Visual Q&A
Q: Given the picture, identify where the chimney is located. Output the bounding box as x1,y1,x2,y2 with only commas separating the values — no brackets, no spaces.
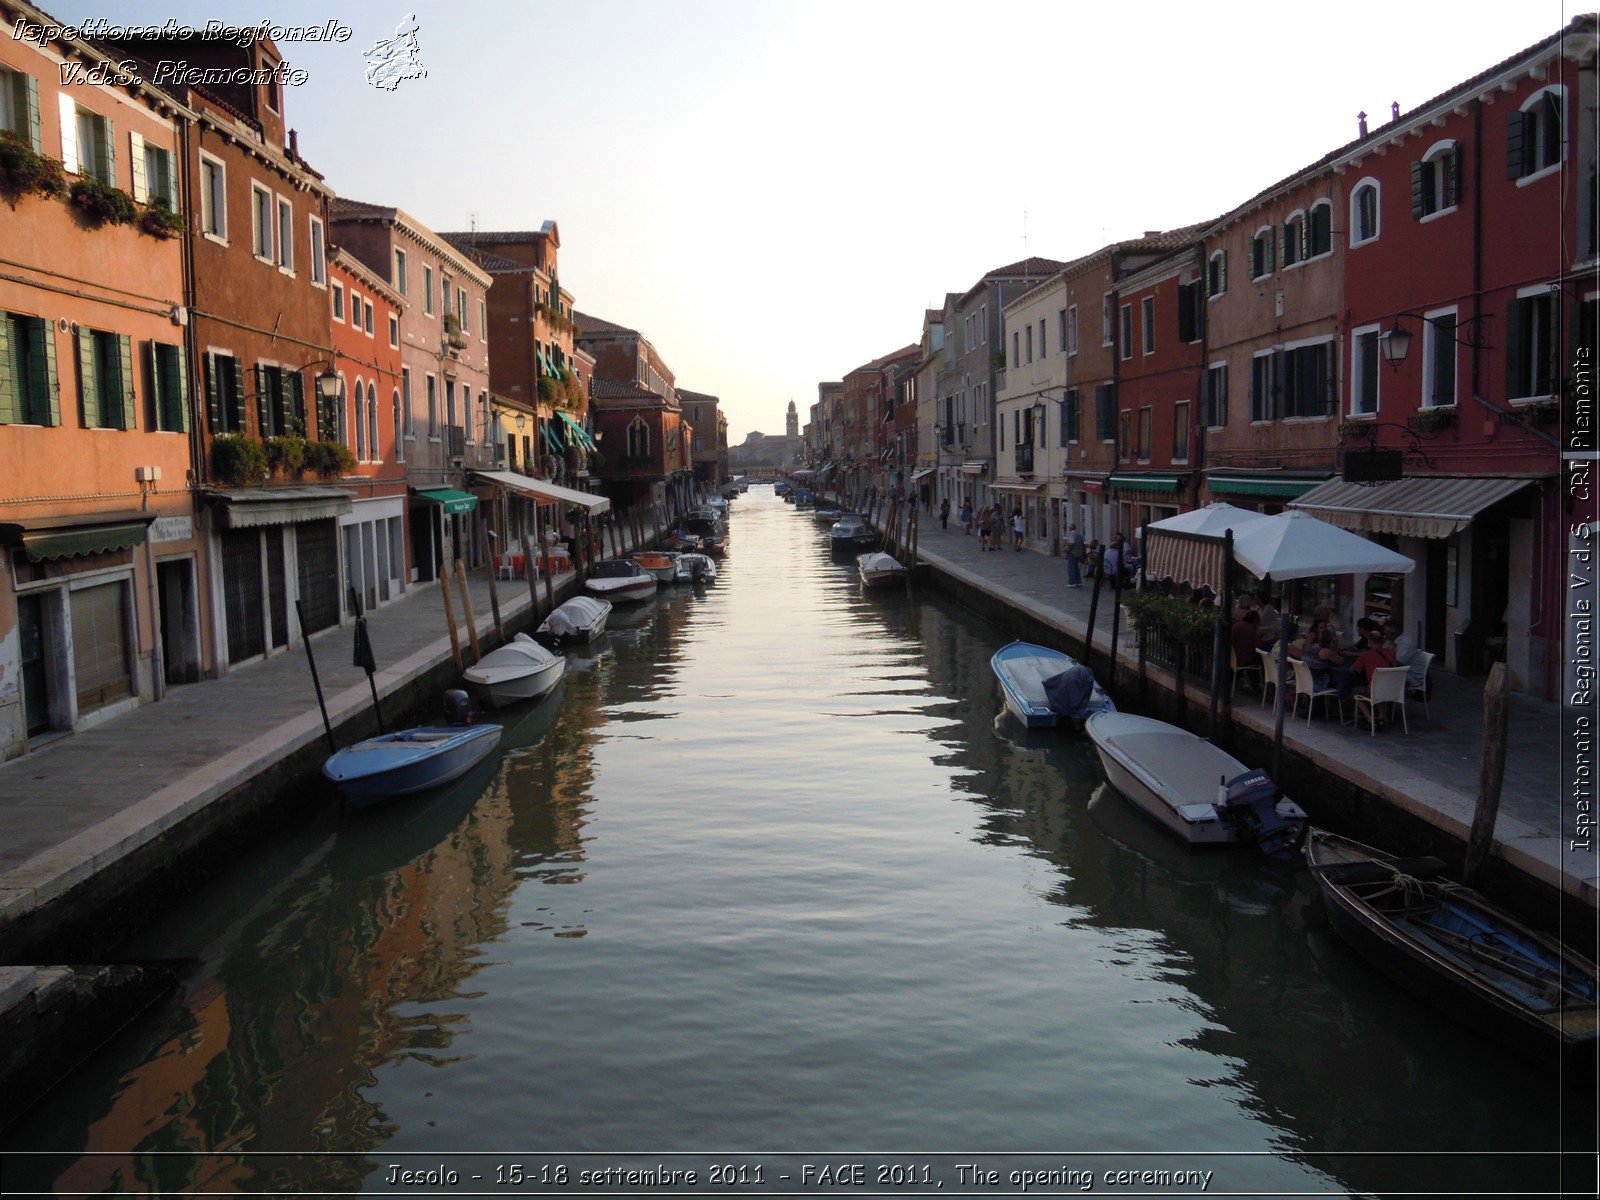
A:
1357,111,1368,137
288,128,299,158
1390,101,1400,122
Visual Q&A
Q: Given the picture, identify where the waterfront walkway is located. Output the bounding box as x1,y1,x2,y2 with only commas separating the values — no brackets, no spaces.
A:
903,511,1594,906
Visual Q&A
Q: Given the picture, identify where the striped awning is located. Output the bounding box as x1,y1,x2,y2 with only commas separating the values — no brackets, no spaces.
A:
961,459,988,475
910,468,935,482
990,482,1045,493
1143,529,1228,594
1290,476,1535,539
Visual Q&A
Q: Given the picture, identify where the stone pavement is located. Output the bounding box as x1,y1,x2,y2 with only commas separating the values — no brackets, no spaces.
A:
897,506,1594,906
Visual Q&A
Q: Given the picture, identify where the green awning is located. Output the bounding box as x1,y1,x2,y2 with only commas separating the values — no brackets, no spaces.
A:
415,487,478,514
1208,475,1325,498
1108,475,1180,493
542,423,565,452
21,520,149,561
557,410,595,450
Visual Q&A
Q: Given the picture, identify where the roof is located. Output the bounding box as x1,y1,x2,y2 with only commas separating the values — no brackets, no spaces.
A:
439,239,533,276
956,256,1071,308
329,199,493,287
845,343,921,379
677,389,719,405
588,376,665,403
434,221,560,248
1004,222,1213,310
571,311,635,337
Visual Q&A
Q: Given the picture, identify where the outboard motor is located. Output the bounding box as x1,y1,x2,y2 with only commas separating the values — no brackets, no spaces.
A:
1216,769,1306,859
442,688,474,726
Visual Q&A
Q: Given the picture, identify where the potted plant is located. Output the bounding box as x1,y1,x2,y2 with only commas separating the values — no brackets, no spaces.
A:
1521,399,1560,426
0,132,67,206
304,439,356,477
138,196,186,239
1410,407,1457,433
68,176,139,227
264,435,308,477
212,435,269,486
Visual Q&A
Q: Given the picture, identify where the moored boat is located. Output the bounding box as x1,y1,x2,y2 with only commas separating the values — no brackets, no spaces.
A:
829,513,877,552
323,720,502,808
1084,711,1306,856
676,552,717,582
629,550,678,585
584,559,658,602
990,641,1114,729
1305,828,1600,1053
463,633,565,707
537,595,610,643
857,551,907,588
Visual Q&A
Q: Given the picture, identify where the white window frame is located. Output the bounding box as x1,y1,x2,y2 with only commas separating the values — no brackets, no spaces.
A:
389,313,399,348
1207,250,1227,299
1517,85,1567,188
1250,225,1274,280
1421,305,1459,409
1350,324,1382,418
250,181,274,264
1306,200,1334,260
426,372,439,440
308,215,326,287
1282,210,1306,269
1350,178,1381,247
393,248,408,295
423,265,435,316
478,299,487,340
331,281,345,323
1418,140,1459,224
1119,303,1132,361
275,193,294,274
458,286,469,333
980,304,987,344
1067,304,1078,356
1508,283,1557,401
198,151,227,244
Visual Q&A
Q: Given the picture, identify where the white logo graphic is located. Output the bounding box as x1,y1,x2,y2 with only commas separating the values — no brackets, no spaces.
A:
364,13,426,91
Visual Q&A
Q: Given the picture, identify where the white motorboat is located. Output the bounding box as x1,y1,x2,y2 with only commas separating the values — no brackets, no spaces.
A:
829,513,877,552
857,551,907,588
990,641,1114,729
463,633,566,707
1084,712,1306,854
537,595,610,643
584,559,658,602
676,552,717,582
629,550,678,584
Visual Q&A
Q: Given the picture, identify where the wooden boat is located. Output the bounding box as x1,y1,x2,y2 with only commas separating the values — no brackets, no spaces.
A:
537,595,610,643
584,559,658,602
323,723,502,808
463,633,565,707
1084,712,1306,855
990,640,1114,729
629,550,678,585
857,551,907,588
1305,828,1600,1052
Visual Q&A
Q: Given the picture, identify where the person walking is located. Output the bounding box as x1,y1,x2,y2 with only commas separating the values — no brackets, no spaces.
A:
1011,507,1025,551
978,507,993,551
960,499,973,535
939,497,950,530
1065,523,1084,588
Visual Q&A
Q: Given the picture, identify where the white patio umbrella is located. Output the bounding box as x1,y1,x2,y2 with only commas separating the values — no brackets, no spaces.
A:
1143,501,1276,540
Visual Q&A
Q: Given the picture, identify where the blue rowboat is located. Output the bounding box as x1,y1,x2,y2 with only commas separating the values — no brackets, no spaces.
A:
991,641,1115,730
323,724,502,808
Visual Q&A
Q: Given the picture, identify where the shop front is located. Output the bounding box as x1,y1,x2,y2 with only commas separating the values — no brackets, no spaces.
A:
410,488,479,583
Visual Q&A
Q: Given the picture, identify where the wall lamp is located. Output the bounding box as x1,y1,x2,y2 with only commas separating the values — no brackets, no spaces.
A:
1377,312,1492,372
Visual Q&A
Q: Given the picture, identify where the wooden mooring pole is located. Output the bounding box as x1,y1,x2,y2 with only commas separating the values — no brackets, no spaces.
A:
1463,662,1510,886
483,526,505,643
439,563,463,675
454,558,481,664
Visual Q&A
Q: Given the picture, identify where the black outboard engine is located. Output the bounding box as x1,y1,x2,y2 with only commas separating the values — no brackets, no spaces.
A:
442,688,474,726
1216,769,1304,859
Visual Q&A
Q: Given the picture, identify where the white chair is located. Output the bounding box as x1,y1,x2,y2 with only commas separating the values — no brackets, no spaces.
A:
1407,650,1435,718
1354,665,1410,735
1257,648,1285,710
1290,658,1343,726
1231,645,1262,694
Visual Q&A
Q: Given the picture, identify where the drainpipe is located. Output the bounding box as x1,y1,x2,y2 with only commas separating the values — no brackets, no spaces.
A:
1194,240,1208,511
142,481,164,701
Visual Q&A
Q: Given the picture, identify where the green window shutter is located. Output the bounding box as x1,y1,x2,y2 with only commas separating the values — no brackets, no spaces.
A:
0,315,15,425
1505,299,1527,398
116,333,134,429
129,130,147,203
145,339,159,428
102,117,114,187
39,316,59,426
290,370,306,435
255,363,270,435
1444,147,1462,209
77,329,98,427
205,351,221,431
23,74,40,153
173,342,189,432
1506,109,1526,180
228,357,244,431
1410,160,1425,219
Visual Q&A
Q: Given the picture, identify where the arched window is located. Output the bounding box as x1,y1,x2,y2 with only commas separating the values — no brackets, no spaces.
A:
1308,200,1333,257
1350,179,1380,245
1250,226,1275,279
1511,86,1564,181
367,382,379,461
1282,211,1305,267
627,416,650,458
1412,141,1459,219
353,376,366,460
336,373,348,445
1207,250,1226,297
393,390,404,463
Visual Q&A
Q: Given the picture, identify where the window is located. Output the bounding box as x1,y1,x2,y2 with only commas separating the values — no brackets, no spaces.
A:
426,373,438,437
1119,304,1132,360
1351,180,1380,245
1062,388,1079,445
199,154,226,240
1412,142,1460,219
479,299,486,339
254,363,304,437
393,390,404,462
445,378,456,432
464,386,476,443
389,314,399,348
1207,251,1227,298
308,217,326,286
1096,384,1116,442
353,377,366,460
331,283,344,323
133,137,176,209
330,374,347,443
998,408,1005,452
1137,407,1151,460
393,249,408,295
364,298,374,336
1141,297,1155,355
205,351,246,433
276,196,293,271
0,67,39,147
1506,291,1557,399
1510,88,1564,181
1281,341,1335,418
1066,306,1078,356
1173,401,1190,462
980,304,987,343
1250,351,1277,422
458,287,469,333
148,341,187,432
1038,318,1047,358
1024,325,1033,364
1,312,60,426
65,104,112,185
402,367,414,439
368,382,379,461
1102,295,1114,345
251,184,274,261
627,416,650,457
1351,327,1381,417
1118,410,1132,460
1204,363,1228,428
1250,227,1274,279
1282,213,1304,267
78,328,133,429
1308,201,1333,256
1177,281,1202,344
1422,310,1457,408
1012,330,1019,367
423,265,434,316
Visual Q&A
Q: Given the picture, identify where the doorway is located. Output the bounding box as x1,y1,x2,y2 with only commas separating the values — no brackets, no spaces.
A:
157,558,201,685
17,592,51,736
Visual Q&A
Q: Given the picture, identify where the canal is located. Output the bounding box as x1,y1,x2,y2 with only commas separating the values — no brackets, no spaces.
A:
1,487,1591,1196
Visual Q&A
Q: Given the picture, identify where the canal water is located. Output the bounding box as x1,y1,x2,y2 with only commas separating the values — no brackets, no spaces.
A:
1,487,1592,1197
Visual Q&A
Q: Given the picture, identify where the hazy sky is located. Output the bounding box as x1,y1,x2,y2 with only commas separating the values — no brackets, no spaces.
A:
57,1,1579,440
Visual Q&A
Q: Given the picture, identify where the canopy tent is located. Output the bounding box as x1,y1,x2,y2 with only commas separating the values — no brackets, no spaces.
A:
471,470,611,516
1230,509,1416,581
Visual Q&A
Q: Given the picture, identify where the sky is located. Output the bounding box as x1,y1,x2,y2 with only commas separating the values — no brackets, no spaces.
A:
52,0,1584,441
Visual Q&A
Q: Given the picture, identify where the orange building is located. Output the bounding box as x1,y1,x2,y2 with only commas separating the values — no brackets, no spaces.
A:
0,7,208,759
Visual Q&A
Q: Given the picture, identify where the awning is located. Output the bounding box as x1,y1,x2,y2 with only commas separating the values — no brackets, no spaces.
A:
990,482,1045,493
1208,474,1328,498
471,470,611,515
910,467,935,482
539,424,562,453
1108,474,1180,493
818,462,836,475
557,410,597,451
0,510,155,560
879,446,895,462
413,487,479,515
961,459,988,476
1144,530,1229,594
211,487,354,528
1290,476,1534,539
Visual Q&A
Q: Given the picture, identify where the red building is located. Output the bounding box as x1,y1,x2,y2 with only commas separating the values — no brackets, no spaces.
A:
1287,15,1597,699
330,249,409,612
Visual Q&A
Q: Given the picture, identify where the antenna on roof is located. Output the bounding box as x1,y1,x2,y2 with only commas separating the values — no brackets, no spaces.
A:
1022,209,1029,275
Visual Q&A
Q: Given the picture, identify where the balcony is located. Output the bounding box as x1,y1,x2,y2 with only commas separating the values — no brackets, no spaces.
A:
1014,442,1034,475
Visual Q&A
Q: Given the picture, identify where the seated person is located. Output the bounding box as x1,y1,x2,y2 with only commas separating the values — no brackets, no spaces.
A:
1344,617,1382,655
1303,628,1351,695
1256,593,1280,636
1384,621,1428,691
1232,610,1262,677
1350,631,1399,693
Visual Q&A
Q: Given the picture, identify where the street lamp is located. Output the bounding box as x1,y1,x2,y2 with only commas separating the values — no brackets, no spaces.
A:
315,369,342,403
1378,323,1413,368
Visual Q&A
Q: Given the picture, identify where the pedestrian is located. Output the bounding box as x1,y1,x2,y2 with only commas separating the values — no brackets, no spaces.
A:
960,499,973,535
1102,534,1123,582
978,507,993,550
939,497,950,530
1065,523,1084,588
1011,507,1024,551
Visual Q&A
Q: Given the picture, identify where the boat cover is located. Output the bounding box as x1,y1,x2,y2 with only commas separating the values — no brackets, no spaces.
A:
541,596,610,638
1042,664,1100,722
859,552,902,573
465,633,561,685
